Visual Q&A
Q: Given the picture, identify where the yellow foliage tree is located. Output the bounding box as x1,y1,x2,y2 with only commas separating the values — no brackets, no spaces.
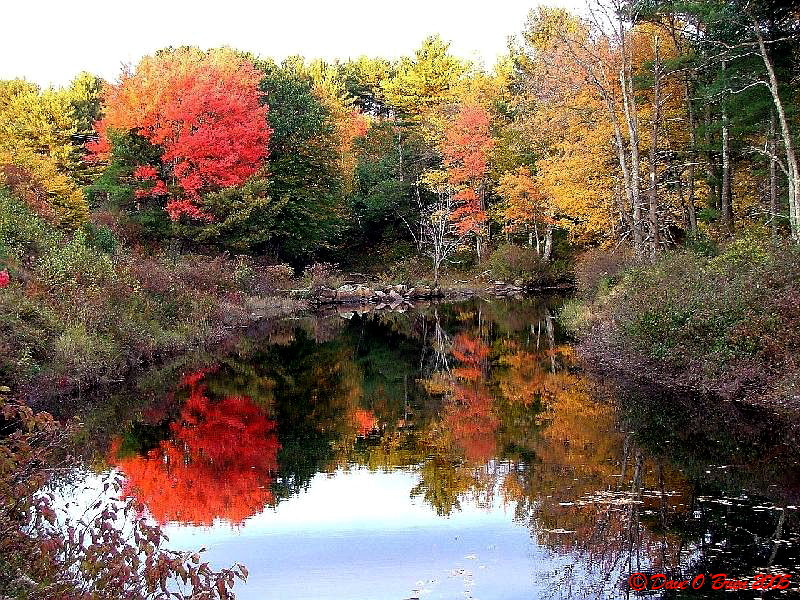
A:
0,80,88,227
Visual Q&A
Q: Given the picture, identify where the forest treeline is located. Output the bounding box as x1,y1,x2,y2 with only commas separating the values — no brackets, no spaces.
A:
2,0,798,274
1,0,799,391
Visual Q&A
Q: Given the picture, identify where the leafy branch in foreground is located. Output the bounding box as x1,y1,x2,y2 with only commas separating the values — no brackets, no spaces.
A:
0,393,247,599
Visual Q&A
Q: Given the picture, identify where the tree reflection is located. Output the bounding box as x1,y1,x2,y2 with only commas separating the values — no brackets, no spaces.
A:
112,370,279,526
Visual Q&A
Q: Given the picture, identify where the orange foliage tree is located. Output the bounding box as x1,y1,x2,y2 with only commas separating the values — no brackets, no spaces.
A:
498,166,555,259
90,47,272,221
442,103,493,259
113,370,280,526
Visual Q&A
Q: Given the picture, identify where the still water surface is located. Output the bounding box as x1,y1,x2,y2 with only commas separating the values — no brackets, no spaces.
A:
59,298,800,598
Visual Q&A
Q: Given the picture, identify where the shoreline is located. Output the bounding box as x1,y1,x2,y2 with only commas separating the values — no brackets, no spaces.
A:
18,284,567,406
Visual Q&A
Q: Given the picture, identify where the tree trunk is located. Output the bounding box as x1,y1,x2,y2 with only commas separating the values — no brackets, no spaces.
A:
770,112,779,243
683,75,698,235
704,103,719,210
397,131,404,183
753,16,799,240
789,173,796,239
647,38,662,260
677,171,696,235
621,58,644,259
720,60,733,234
542,223,554,262
671,16,698,236
606,94,637,249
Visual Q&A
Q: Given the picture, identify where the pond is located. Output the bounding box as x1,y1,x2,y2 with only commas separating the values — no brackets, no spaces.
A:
53,298,800,599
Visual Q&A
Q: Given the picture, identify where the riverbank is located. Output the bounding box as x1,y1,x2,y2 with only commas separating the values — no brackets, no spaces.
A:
563,237,800,414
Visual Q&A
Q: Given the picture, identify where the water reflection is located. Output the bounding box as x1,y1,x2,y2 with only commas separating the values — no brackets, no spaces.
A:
111,370,279,525
68,297,800,598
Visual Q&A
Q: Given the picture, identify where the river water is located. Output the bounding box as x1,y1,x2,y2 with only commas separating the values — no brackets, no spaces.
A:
55,298,800,598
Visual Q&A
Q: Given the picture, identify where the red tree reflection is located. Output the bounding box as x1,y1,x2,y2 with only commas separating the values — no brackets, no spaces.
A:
353,408,378,437
446,334,498,463
112,371,279,526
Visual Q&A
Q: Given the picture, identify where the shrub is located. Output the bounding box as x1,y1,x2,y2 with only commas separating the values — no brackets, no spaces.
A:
256,263,295,294
53,323,117,377
233,255,254,287
684,231,718,257
574,245,632,298
38,229,115,288
263,263,294,281
0,397,246,598
487,244,544,282
558,298,593,335
174,254,237,293
605,240,800,397
0,191,59,261
386,256,430,285
82,222,118,254
303,262,340,288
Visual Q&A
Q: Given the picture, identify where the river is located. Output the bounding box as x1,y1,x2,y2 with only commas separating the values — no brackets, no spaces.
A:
52,297,800,598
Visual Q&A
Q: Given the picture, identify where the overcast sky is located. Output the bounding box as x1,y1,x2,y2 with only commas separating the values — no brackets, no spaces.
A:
3,0,588,88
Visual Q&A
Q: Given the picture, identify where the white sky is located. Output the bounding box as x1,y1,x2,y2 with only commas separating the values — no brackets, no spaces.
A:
3,0,587,88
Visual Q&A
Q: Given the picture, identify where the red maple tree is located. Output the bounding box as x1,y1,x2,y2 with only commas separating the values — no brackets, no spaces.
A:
442,104,493,238
90,47,272,221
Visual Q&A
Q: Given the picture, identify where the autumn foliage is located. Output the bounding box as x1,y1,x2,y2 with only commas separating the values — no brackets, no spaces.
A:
442,104,492,236
446,333,498,463
113,370,280,526
90,48,272,220
353,408,378,436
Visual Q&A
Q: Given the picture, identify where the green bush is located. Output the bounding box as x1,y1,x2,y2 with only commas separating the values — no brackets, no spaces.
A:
38,229,115,288
0,191,59,261
607,239,800,396
684,231,718,257
82,222,118,255
487,244,545,282
558,298,593,335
